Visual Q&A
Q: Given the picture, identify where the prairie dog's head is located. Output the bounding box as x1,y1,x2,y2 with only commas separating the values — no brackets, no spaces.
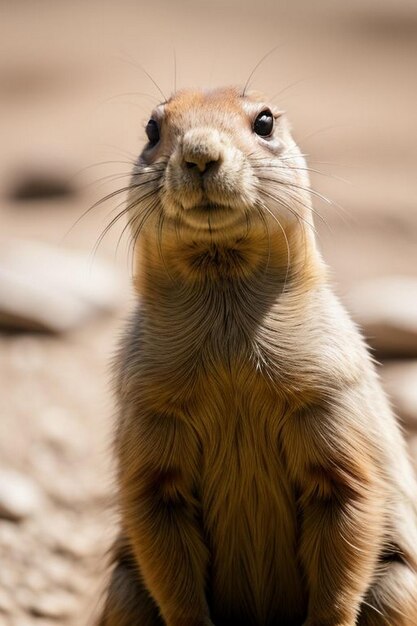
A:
129,87,316,280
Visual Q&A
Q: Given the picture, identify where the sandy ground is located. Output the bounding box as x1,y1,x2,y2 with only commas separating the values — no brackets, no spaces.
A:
1,1,417,624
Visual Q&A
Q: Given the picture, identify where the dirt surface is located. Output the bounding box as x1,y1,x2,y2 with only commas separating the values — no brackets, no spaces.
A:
1,1,417,624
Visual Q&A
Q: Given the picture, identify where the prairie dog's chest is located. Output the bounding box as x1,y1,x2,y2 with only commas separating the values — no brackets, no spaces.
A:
190,368,305,622
193,368,294,520
190,361,290,489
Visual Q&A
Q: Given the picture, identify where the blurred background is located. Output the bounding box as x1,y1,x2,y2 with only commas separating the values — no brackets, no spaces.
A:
1,0,417,623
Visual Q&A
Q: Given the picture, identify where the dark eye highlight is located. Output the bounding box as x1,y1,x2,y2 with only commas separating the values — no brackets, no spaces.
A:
253,110,274,137
145,119,160,146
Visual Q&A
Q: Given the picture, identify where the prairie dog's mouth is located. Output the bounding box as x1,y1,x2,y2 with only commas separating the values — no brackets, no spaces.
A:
179,201,246,232
186,202,231,213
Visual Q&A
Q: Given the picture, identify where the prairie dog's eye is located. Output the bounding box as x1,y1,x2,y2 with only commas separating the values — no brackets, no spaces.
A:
145,119,160,146
253,110,274,137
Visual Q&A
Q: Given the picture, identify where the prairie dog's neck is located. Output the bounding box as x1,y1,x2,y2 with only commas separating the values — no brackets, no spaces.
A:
133,221,325,338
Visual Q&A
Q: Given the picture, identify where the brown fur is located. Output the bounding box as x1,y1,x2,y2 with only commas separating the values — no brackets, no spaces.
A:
97,87,417,626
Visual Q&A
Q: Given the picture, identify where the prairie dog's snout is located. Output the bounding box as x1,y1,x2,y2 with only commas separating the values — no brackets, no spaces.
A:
165,123,255,218
181,128,222,174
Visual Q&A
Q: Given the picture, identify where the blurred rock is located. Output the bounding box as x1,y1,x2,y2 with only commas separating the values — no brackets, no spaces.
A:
21,568,49,594
6,152,79,202
9,170,75,201
20,589,77,619
346,277,417,357
50,526,103,560
0,519,22,548
38,407,88,457
41,470,96,508
381,361,417,429
0,470,45,522
34,511,104,561
40,554,88,593
0,239,126,333
15,588,36,611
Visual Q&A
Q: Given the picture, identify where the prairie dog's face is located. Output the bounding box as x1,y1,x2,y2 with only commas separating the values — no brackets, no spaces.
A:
130,87,312,242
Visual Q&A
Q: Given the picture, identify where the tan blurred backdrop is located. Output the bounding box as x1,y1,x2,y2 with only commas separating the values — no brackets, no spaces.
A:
1,1,417,624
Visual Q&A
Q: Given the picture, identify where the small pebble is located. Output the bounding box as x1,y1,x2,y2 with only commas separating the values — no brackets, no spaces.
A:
0,470,45,522
25,590,77,619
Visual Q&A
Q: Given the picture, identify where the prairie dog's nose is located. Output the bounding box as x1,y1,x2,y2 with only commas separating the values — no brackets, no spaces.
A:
181,128,222,173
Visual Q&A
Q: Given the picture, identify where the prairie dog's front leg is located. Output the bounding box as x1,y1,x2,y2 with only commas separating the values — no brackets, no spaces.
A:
281,397,385,626
117,408,212,626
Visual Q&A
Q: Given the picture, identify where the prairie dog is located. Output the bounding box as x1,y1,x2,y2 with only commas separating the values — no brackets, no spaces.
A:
97,87,417,626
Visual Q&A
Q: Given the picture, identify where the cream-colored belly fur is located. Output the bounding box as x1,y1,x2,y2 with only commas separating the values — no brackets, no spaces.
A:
194,375,307,625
